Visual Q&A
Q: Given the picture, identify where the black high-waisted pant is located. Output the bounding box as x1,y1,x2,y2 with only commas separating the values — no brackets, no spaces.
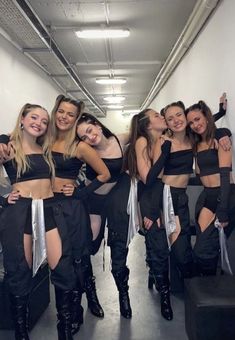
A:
0,196,76,296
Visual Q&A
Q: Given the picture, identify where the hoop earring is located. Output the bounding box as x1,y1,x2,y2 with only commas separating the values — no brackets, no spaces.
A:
20,123,24,130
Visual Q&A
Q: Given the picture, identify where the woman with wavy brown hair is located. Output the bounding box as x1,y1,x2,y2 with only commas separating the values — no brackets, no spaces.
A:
186,100,235,276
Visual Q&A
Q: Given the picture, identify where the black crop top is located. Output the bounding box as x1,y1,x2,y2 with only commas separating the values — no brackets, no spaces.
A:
52,151,83,180
197,148,220,176
86,157,123,183
4,154,51,185
86,135,123,183
163,149,193,175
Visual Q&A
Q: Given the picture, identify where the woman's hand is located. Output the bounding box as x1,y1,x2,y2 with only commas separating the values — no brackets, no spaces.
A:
143,217,153,230
217,136,231,151
61,184,76,196
143,217,161,230
7,190,21,204
0,143,12,163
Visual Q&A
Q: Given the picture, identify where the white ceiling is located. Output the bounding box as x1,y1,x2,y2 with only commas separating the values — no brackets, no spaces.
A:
0,0,199,116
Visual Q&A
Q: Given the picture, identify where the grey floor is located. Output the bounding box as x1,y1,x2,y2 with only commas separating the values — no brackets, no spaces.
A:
0,234,188,340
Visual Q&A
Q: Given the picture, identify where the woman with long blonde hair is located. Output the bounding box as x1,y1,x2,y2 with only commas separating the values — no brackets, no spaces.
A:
0,103,76,340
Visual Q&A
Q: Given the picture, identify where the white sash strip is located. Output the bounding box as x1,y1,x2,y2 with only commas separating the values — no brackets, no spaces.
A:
163,184,177,249
31,199,47,277
126,178,140,247
215,219,233,275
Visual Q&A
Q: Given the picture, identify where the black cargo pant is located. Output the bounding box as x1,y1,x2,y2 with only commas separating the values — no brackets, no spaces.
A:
169,186,193,278
0,197,76,296
139,179,169,276
193,184,235,275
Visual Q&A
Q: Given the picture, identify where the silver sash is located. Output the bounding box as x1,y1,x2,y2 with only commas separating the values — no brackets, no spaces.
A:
163,184,177,249
31,199,47,277
126,178,140,247
214,219,233,275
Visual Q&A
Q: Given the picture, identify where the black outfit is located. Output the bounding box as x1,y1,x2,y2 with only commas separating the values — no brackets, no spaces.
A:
162,149,195,278
52,151,91,332
85,150,123,254
139,176,173,321
52,152,91,261
84,137,132,318
194,142,235,276
0,153,76,340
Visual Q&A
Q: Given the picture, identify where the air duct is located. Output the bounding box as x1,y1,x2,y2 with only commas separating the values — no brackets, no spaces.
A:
141,0,221,109
12,0,106,116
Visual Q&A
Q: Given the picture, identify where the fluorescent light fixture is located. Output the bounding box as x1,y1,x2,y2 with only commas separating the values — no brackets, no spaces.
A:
75,28,130,39
104,96,125,103
96,78,127,85
107,105,124,109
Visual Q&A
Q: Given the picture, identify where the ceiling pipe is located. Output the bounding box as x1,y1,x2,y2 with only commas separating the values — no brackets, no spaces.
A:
0,27,66,95
141,0,221,110
12,0,106,116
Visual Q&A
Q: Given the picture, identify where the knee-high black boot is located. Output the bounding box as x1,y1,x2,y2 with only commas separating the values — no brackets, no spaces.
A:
83,257,104,318
154,273,173,321
71,260,84,335
10,294,30,340
55,287,73,340
112,267,132,319
71,290,83,335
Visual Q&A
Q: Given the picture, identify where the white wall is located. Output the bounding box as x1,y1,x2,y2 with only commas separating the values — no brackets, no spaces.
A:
150,0,235,133
0,32,60,133
99,110,131,135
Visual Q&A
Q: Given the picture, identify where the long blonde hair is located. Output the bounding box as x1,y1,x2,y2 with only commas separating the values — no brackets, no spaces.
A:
47,95,84,157
1,103,55,180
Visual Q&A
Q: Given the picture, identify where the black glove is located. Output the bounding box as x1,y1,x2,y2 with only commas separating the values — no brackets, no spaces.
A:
216,167,231,223
146,140,171,186
214,128,231,140
213,102,226,122
0,134,10,145
72,178,103,200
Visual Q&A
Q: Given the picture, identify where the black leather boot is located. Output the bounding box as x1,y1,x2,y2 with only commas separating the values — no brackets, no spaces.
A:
155,274,173,321
83,257,104,318
71,259,84,335
71,290,84,335
84,275,104,318
148,270,160,291
112,267,132,319
10,294,30,340
55,287,73,340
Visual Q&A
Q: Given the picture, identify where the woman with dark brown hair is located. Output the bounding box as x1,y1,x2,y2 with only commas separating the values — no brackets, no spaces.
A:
185,100,235,276
123,108,173,321
76,113,134,319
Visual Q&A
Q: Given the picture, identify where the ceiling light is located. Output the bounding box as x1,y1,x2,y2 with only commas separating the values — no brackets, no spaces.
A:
75,29,130,39
96,78,127,85
104,96,125,103
107,105,124,110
